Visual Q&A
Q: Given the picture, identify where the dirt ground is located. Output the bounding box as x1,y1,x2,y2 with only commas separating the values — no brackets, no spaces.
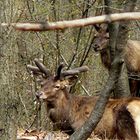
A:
17,129,102,140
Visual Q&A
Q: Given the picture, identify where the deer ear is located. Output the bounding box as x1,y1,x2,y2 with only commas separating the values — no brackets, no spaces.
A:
60,80,69,89
64,76,78,92
106,33,109,39
61,76,78,87
67,75,78,85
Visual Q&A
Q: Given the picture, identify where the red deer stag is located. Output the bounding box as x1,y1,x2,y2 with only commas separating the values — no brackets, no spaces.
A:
92,25,140,97
28,59,140,140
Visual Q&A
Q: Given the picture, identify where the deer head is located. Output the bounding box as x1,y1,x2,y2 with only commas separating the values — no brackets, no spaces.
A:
27,59,89,101
92,24,109,52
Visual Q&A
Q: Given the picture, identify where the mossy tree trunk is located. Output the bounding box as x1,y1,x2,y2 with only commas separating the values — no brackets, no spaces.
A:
0,33,19,140
0,1,20,139
114,0,137,98
104,0,133,98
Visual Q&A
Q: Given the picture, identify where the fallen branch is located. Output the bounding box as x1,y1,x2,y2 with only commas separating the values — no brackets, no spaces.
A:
1,12,140,31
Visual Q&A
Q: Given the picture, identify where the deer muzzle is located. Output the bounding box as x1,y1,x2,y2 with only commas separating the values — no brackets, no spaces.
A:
93,44,101,52
35,91,44,99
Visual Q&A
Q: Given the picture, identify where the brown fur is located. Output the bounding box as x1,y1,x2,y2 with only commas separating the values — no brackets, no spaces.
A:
37,76,140,139
114,104,138,140
93,34,140,96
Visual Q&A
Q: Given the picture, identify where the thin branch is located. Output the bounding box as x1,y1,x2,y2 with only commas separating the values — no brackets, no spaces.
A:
67,0,93,69
81,84,91,96
1,12,140,31
80,27,94,66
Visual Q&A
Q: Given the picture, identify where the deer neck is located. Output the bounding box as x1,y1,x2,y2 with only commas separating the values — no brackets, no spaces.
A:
100,48,111,70
45,89,71,122
57,89,72,113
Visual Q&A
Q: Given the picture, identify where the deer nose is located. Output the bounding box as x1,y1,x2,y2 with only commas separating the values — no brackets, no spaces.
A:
93,44,99,51
35,91,43,99
94,44,99,48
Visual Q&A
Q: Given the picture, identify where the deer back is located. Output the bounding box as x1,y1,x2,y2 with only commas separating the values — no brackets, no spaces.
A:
124,40,140,72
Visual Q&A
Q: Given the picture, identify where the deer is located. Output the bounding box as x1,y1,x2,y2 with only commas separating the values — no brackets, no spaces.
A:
92,25,140,97
27,59,140,140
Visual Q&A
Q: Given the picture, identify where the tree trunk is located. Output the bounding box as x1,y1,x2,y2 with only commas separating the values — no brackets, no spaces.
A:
0,36,18,140
104,0,130,98
69,52,124,140
114,0,137,98
0,1,19,138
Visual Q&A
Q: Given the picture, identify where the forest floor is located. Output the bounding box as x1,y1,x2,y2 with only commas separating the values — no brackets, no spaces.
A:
17,129,102,140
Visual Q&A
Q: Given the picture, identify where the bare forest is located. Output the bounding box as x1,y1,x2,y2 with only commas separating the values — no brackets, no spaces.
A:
0,0,140,140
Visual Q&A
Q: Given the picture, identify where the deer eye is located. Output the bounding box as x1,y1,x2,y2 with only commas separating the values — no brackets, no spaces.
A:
55,84,60,89
40,82,44,87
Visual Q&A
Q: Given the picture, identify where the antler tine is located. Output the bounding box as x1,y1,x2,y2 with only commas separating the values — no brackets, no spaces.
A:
61,66,89,77
27,65,41,75
34,58,51,77
55,63,64,80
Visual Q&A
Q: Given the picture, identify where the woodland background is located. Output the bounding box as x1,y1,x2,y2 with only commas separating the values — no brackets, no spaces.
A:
0,0,140,139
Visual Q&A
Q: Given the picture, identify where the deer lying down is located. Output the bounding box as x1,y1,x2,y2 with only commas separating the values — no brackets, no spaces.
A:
28,59,140,140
